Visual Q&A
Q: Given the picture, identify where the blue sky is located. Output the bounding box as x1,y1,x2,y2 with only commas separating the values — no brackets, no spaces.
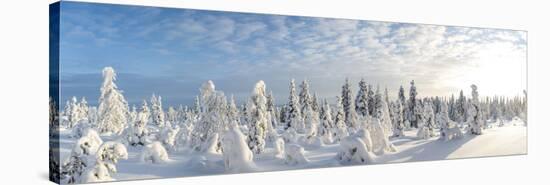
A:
58,1,527,107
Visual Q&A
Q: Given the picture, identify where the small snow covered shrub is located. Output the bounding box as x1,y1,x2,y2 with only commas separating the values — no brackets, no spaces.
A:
417,126,431,140
221,126,255,172
140,141,169,164
124,110,150,146
336,136,375,165
73,128,103,156
159,126,180,151
175,119,194,148
81,142,128,183
284,144,308,165
62,128,103,183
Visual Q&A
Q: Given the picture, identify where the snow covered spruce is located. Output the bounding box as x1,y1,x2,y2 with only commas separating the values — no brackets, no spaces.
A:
54,67,527,183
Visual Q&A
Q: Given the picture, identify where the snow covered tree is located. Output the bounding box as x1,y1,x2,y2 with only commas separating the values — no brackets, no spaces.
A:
167,106,178,126
408,80,418,128
456,90,466,123
97,67,129,135
140,100,150,122
285,79,304,132
311,93,320,113
240,103,249,129
88,106,98,127
247,81,272,154
303,104,320,138
150,94,166,128
384,87,390,110
79,97,89,123
266,91,279,129
437,101,463,140
227,96,240,124
374,86,392,136
448,95,456,121
222,122,255,172
266,91,275,113
49,97,59,131
413,99,424,129
279,104,288,126
299,79,313,115
355,78,369,117
391,100,405,137
62,129,103,183
124,109,150,146
190,80,229,152
319,99,334,144
398,85,407,128
422,100,436,138
49,149,61,183
67,97,80,128
367,84,375,116
81,142,128,183
468,84,484,135
128,105,138,126
193,95,201,115
334,96,349,142
367,117,397,154
342,78,358,131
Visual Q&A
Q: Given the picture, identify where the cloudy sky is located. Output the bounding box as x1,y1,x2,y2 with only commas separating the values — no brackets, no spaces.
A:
58,2,527,107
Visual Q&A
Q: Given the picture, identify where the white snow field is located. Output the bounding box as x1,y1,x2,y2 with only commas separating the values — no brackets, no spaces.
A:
57,120,526,181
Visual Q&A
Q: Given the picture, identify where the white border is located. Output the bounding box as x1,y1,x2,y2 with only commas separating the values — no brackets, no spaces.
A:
1,0,548,184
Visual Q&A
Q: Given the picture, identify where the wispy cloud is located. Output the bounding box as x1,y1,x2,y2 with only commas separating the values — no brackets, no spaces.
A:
59,2,527,106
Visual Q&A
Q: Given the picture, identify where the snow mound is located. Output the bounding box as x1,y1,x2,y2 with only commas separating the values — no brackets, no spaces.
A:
284,144,309,165
186,155,223,171
298,136,323,150
336,136,375,165
81,162,112,183
221,127,255,172
140,142,169,164
441,126,464,141
273,138,285,159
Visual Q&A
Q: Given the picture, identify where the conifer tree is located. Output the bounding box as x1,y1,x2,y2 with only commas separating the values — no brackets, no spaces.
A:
355,78,369,117
97,67,128,135
286,79,303,132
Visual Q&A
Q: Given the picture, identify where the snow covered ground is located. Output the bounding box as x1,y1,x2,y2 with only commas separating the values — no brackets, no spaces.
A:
56,120,526,182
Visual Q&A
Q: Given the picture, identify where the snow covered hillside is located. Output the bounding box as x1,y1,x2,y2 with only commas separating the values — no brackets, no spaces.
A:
54,120,526,182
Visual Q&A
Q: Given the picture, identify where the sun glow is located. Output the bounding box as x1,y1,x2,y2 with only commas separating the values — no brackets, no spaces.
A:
444,42,526,97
